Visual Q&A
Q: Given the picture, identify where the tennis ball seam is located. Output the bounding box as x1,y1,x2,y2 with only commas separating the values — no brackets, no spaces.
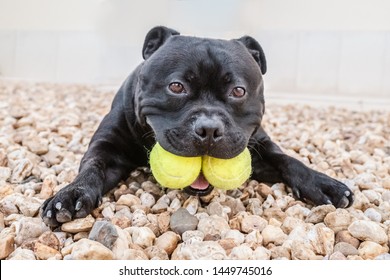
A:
202,156,251,183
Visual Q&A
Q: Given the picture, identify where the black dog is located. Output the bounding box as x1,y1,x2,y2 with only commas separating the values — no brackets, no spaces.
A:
41,26,353,226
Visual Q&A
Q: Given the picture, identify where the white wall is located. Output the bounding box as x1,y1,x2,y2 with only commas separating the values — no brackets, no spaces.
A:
0,0,389,105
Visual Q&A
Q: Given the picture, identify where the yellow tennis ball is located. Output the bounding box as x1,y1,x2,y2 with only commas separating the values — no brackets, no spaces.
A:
149,143,202,189
202,148,252,190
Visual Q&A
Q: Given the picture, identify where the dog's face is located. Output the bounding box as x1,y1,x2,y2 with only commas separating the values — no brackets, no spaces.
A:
136,27,267,162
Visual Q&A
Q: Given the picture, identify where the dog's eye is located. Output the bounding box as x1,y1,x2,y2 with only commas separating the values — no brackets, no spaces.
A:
231,87,246,98
168,82,186,94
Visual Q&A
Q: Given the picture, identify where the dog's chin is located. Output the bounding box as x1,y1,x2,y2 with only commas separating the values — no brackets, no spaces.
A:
183,185,214,196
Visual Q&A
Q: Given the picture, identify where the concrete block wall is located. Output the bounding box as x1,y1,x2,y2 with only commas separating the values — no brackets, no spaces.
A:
0,0,389,108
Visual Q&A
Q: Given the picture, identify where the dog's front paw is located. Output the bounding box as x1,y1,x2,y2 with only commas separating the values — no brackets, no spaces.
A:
40,183,101,227
291,170,353,208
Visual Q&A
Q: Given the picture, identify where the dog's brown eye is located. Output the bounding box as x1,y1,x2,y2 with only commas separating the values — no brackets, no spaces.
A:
169,82,186,94
231,87,246,98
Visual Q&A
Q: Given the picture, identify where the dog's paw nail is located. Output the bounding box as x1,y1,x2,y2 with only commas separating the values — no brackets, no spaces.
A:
55,202,62,210
326,199,332,205
75,201,82,211
46,210,52,218
345,190,351,197
293,188,301,199
339,196,350,208
56,210,72,223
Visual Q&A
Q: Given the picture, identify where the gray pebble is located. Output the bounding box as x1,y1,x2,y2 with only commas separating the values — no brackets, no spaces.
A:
170,208,199,235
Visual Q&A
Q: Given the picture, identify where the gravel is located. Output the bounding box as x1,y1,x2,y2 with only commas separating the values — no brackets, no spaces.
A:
0,80,389,260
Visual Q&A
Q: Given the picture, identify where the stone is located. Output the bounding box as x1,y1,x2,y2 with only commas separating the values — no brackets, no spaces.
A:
324,209,353,233
172,241,227,260
270,245,291,260
197,215,230,239
333,242,358,256
7,248,36,260
14,217,49,246
241,215,267,233
151,195,170,213
0,193,42,217
290,241,318,260
256,183,273,198
112,208,132,229
285,204,310,220
309,225,335,255
157,211,171,233
375,253,390,260
34,242,61,260
101,204,115,219
141,181,162,197
262,194,275,209
362,190,381,205
74,232,89,241
127,227,156,249
88,220,119,250
122,249,149,260
0,234,15,259
170,208,199,235
262,207,287,222
348,220,388,244
262,225,288,246
18,196,42,217
245,230,263,247
0,184,13,200
39,175,56,199
329,251,347,260
116,194,141,207
221,197,245,217
61,214,95,233
131,209,148,227
364,208,382,222
305,204,336,224
247,198,263,216
0,167,11,182
183,196,199,215
10,159,33,183
0,194,20,215
144,246,169,260
207,201,229,219
253,246,271,260
22,136,49,155
281,216,306,234
38,231,60,251
154,231,180,255
222,229,245,245
352,191,370,210
358,241,388,260
111,226,131,259
218,239,237,255
0,212,4,231
140,192,156,208
335,230,360,248
169,197,182,211
181,230,205,242
70,238,114,260
269,218,282,227
228,244,253,260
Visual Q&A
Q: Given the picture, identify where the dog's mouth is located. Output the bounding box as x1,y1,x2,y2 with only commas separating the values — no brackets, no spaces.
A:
183,172,214,196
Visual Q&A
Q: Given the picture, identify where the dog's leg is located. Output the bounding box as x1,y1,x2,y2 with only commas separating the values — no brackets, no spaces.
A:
41,102,148,226
249,128,353,208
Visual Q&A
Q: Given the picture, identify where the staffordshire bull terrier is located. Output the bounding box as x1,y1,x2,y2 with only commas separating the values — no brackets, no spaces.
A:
41,26,353,226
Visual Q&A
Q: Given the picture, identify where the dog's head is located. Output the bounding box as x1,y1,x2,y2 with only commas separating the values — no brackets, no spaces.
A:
135,26,267,194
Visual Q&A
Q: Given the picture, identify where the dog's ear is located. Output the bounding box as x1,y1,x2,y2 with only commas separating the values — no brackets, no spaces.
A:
142,26,180,59
237,36,267,75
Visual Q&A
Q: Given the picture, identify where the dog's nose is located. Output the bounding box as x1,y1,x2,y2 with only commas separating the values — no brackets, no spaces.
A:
194,116,224,144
